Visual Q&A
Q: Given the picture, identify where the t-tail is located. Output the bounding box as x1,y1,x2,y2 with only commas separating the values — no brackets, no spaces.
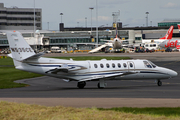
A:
115,25,118,38
160,26,174,39
4,31,43,67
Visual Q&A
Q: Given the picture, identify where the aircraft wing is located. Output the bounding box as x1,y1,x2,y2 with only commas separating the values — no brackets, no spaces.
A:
101,39,113,43
79,71,138,82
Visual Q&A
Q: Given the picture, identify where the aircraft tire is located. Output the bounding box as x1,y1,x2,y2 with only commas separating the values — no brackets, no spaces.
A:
157,80,162,86
97,83,104,89
77,81,86,89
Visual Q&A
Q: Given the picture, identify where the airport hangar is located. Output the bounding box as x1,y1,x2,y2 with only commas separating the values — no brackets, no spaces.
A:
1,3,180,51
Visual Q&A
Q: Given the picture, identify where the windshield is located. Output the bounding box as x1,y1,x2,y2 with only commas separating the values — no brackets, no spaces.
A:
148,60,157,68
143,60,157,68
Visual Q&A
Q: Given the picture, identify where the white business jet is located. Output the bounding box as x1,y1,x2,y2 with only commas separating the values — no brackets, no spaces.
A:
3,31,177,89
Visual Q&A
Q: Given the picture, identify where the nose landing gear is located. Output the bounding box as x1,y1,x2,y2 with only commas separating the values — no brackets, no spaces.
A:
157,79,162,86
97,79,107,89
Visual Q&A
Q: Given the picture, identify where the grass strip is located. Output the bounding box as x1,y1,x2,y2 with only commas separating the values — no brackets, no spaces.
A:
0,67,42,89
0,101,176,120
98,107,180,117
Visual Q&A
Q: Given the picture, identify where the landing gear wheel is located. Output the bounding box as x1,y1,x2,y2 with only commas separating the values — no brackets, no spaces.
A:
77,81,86,89
157,80,162,86
97,83,104,89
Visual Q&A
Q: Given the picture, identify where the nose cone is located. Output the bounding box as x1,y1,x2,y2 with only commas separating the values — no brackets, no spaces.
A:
158,42,164,48
167,69,178,78
159,67,178,78
170,70,178,78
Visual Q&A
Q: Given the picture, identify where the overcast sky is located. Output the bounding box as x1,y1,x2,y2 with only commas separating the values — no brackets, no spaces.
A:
1,0,180,30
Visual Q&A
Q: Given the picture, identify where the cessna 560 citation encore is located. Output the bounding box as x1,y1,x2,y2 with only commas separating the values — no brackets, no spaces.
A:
3,31,178,89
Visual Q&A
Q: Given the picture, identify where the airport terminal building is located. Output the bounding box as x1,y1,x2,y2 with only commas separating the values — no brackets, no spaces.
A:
0,3,42,30
158,19,180,27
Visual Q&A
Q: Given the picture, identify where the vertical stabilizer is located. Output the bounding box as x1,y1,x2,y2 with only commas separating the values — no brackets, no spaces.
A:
178,24,180,34
5,31,35,61
160,26,174,39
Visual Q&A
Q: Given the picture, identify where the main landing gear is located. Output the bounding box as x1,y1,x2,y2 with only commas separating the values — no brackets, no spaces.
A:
157,79,162,86
77,80,107,89
77,81,86,89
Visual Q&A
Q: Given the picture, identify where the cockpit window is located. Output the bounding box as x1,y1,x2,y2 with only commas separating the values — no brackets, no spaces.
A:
148,61,157,68
143,61,152,68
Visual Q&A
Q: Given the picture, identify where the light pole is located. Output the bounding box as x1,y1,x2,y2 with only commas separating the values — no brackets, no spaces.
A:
89,7,94,32
150,21,152,26
146,12,149,27
60,13,63,23
77,22,79,27
34,0,36,37
96,0,98,47
85,17,87,27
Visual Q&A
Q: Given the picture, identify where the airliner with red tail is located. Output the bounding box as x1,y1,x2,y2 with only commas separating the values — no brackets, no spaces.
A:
159,25,180,49
142,26,174,44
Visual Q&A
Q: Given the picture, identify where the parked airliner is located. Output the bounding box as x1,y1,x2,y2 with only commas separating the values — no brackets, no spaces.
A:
88,28,123,53
142,26,174,44
159,25,180,49
2,31,177,89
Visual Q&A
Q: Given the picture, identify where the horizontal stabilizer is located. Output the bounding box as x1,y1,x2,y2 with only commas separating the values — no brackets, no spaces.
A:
22,52,45,62
7,54,13,58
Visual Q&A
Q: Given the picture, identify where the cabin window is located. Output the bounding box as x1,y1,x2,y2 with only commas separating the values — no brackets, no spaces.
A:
118,63,121,68
112,63,115,68
106,63,110,68
129,63,133,68
94,64,98,68
100,64,104,68
123,63,127,68
143,61,152,68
